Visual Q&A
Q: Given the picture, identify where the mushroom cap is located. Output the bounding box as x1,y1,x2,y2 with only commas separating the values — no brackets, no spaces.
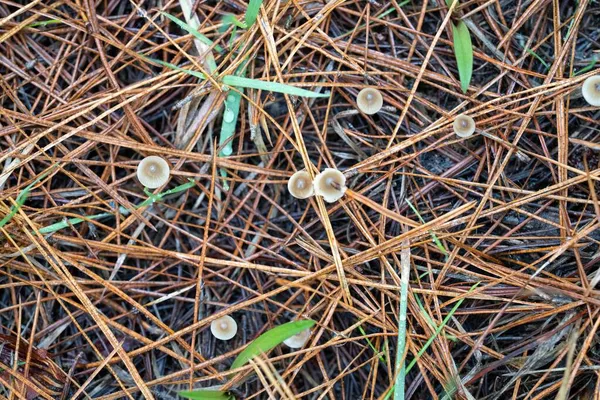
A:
283,329,311,349
356,88,383,115
137,156,170,189
288,170,314,199
210,316,238,341
452,114,476,138
313,168,347,203
582,75,600,106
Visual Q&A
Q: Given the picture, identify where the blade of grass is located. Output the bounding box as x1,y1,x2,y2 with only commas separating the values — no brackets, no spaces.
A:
230,320,315,371
452,20,473,93
405,199,448,255
219,89,242,157
393,241,410,400
357,325,385,363
161,12,224,56
525,48,550,70
244,0,263,28
222,75,329,98
0,166,55,229
405,283,479,372
384,283,479,400
28,19,62,27
220,14,247,32
179,390,233,400
38,180,197,234
573,58,597,76
143,56,206,80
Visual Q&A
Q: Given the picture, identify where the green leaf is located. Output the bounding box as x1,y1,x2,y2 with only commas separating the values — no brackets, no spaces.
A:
452,20,473,93
179,390,233,400
230,320,316,371
219,89,242,157
220,14,247,32
143,56,206,80
222,75,328,98
28,19,62,28
0,167,55,229
161,12,224,55
244,0,264,28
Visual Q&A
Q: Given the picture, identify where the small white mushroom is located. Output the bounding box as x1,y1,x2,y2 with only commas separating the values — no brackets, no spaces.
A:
136,156,170,188
287,170,314,199
452,114,476,138
210,316,238,341
582,75,600,106
283,329,311,349
313,168,346,203
356,88,383,115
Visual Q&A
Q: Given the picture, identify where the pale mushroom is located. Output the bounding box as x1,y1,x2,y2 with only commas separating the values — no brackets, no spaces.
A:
136,156,170,188
283,329,311,349
582,75,600,106
452,114,476,138
287,170,314,199
313,168,346,203
210,316,238,341
356,88,383,115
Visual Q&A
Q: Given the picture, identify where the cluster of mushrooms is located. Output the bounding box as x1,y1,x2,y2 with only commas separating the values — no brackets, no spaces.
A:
132,75,600,347
288,168,347,203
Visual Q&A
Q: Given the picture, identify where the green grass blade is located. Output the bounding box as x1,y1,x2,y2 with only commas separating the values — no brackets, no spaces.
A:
405,283,479,373
219,90,242,157
0,168,55,229
220,14,247,32
573,58,597,76
230,320,315,371
143,56,206,80
405,199,448,255
452,20,473,93
244,0,263,28
525,48,550,69
357,325,385,363
161,12,223,56
28,19,62,28
179,390,233,400
222,75,329,98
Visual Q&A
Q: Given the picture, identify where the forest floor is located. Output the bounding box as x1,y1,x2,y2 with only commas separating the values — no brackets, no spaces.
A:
0,0,599,399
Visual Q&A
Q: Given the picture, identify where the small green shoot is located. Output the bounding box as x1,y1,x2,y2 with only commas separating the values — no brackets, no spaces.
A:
38,179,197,235
0,167,55,229
244,0,263,28
405,199,448,256
179,390,234,400
357,325,385,363
28,19,62,28
452,20,473,93
143,56,206,80
230,320,315,371
405,283,479,372
573,58,597,76
384,283,479,400
220,14,247,32
222,75,329,98
219,90,242,157
161,12,224,55
525,48,550,70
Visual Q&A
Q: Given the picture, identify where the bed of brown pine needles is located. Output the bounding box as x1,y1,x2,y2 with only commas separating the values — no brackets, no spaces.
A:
1,0,600,399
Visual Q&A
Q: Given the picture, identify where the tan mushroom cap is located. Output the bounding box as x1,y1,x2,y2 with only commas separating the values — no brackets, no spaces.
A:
137,156,170,188
283,329,311,349
313,168,346,203
582,75,600,107
288,170,314,199
356,88,383,115
452,114,476,138
210,315,238,341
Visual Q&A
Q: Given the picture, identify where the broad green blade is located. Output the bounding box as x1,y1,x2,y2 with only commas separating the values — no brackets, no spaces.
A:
143,56,206,80
161,12,223,55
452,20,473,93
222,75,328,98
230,320,315,371
244,0,264,28
219,89,242,157
178,390,233,400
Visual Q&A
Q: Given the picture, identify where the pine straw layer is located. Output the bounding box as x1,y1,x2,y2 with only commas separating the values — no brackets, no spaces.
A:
0,0,599,399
